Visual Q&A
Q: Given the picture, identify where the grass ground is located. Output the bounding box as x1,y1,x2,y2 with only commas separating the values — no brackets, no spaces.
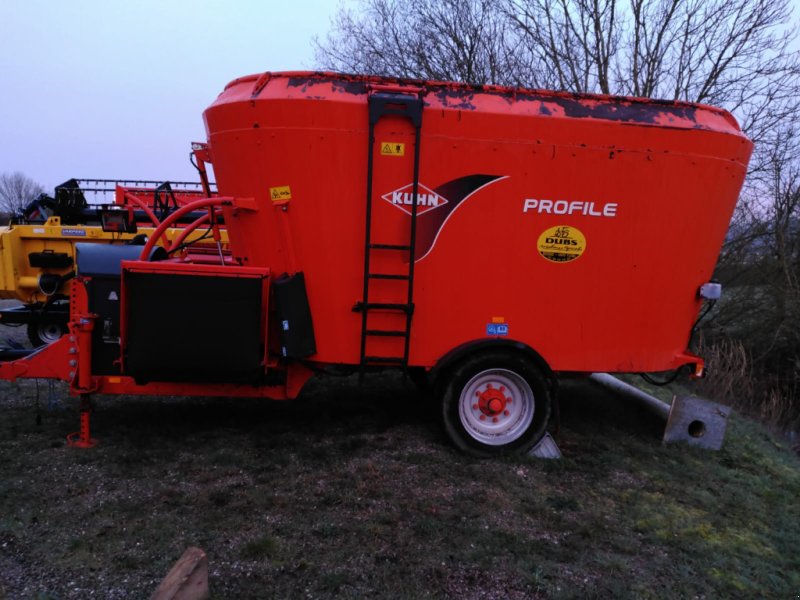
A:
0,372,798,599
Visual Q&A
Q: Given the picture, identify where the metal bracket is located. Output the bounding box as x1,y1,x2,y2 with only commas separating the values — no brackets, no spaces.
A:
529,432,562,459
368,92,423,126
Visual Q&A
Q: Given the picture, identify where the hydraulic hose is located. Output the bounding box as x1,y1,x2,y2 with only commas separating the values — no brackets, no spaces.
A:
138,197,232,261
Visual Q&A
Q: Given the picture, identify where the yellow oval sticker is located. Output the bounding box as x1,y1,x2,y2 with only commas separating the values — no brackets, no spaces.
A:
537,225,586,263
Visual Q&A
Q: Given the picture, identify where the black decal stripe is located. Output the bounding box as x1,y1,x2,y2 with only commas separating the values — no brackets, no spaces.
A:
415,174,504,260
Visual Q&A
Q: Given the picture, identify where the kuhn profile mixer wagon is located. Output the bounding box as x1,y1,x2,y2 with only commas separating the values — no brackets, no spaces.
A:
0,72,752,455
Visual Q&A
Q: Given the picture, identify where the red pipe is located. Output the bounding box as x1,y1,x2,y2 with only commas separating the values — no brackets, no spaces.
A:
168,212,212,252
123,192,161,227
139,197,232,261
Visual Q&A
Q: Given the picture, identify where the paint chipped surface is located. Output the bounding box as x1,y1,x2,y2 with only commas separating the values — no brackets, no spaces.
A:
215,70,743,136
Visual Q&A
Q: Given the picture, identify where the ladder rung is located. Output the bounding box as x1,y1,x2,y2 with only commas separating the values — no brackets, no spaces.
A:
363,356,405,364
365,329,407,337
369,243,411,251
368,273,410,280
364,302,413,313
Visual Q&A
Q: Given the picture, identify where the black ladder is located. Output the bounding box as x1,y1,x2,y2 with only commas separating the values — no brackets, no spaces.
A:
357,90,423,369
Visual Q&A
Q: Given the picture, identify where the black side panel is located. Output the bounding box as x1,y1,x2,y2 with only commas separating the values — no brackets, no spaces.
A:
28,251,73,269
89,277,124,375
125,273,263,383
273,272,316,358
77,243,166,375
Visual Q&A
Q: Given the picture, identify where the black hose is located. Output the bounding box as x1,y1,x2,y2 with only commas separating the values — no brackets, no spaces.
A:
640,366,688,386
166,224,214,255
638,297,718,386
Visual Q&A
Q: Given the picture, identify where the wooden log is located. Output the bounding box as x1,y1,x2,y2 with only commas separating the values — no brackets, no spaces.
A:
150,547,209,600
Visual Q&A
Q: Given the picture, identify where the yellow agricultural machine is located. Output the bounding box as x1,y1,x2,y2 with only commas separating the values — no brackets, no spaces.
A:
0,179,226,345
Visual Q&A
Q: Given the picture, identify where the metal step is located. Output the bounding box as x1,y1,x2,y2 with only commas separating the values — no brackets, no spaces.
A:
369,243,411,251
363,302,413,313
368,273,410,280
365,329,407,337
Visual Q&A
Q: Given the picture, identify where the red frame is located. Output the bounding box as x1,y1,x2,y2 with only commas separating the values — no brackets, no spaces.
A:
0,260,313,401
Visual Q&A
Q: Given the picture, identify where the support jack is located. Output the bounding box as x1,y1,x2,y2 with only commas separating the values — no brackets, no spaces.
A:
66,394,97,448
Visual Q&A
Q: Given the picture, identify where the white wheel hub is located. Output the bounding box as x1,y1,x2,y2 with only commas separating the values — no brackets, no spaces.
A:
459,368,535,445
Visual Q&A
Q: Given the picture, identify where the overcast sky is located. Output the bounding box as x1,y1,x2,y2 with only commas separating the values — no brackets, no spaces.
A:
0,0,342,192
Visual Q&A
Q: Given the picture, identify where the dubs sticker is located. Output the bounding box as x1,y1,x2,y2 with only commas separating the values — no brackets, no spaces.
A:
537,225,586,263
486,323,509,336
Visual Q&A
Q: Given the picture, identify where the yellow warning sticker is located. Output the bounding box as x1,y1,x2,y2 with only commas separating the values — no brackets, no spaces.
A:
537,225,586,263
269,186,292,202
381,142,405,156
491,316,505,324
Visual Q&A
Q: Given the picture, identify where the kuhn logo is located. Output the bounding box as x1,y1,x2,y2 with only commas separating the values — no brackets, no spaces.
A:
381,183,449,216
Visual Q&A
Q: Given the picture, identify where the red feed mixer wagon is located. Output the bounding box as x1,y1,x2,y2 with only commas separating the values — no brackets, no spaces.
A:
0,71,752,455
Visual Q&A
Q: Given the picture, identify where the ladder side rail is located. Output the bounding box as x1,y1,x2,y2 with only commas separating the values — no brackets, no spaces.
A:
359,117,379,368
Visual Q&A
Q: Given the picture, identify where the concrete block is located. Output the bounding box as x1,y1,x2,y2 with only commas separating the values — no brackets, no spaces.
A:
663,395,731,450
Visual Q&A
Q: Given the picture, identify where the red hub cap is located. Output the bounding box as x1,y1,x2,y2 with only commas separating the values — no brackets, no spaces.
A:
478,387,508,417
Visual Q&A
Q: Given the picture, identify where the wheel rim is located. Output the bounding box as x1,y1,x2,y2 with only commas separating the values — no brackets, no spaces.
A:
459,368,535,446
37,324,64,344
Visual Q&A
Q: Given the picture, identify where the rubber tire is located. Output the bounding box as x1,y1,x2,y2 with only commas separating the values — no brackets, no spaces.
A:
441,350,552,457
27,321,67,347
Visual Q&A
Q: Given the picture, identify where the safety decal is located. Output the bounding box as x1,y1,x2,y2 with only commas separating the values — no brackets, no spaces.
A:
61,228,87,237
487,323,509,336
537,225,586,263
269,186,292,202
380,142,405,156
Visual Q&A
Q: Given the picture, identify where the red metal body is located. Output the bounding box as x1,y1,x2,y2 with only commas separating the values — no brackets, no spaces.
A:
205,71,751,373
0,71,753,449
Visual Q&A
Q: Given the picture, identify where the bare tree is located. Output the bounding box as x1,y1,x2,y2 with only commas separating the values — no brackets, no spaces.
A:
716,132,800,347
504,0,621,93
0,172,45,215
314,0,524,86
